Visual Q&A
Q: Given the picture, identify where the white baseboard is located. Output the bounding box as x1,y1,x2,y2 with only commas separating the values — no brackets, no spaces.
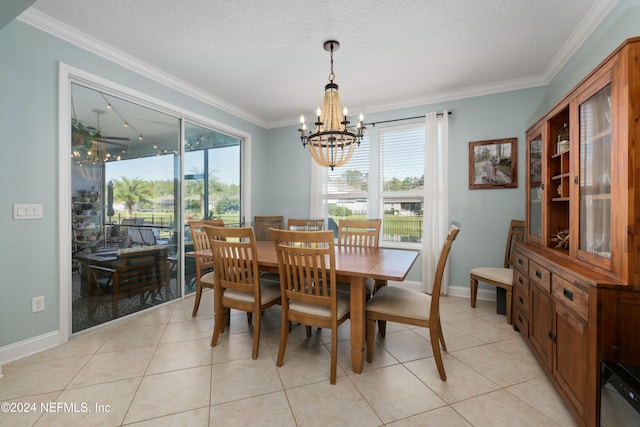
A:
388,281,497,302
0,330,62,376
447,284,497,301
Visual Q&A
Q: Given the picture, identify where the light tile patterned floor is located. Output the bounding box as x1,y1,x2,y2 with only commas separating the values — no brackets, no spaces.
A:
0,292,580,426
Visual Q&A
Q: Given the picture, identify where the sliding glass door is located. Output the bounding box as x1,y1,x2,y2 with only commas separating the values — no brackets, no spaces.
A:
183,122,241,293
70,83,182,332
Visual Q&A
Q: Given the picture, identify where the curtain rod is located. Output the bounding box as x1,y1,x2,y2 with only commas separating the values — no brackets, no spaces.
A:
365,110,451,127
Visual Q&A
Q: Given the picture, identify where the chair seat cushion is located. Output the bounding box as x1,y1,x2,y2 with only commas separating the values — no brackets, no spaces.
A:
470,267,513,286
200,271,215,285
290,290,350,319
367,286,431,321
223,279,281,305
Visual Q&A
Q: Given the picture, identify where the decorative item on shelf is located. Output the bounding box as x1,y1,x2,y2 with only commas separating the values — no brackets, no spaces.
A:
551,229,570,250
535,186,542,200
598,171,611,193
556,122,569,153
557,184,562,197
298,40,365,170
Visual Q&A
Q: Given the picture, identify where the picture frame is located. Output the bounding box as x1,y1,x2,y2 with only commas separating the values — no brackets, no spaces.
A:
469,138,517,189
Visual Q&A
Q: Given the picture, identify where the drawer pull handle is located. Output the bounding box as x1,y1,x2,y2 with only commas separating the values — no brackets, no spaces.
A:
519,296,524,304
535,270,542,279
518,258,523,265
518,315,523,323
563,288,574,301
518,277,523,284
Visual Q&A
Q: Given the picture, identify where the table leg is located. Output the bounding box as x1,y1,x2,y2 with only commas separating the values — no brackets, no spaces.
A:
349,276,366,373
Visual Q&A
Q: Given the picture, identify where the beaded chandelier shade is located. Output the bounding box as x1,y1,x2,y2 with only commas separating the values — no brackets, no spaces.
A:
299,40,364,170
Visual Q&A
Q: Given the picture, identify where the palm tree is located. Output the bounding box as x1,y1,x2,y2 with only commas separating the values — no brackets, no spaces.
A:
113,177,152,218
184,167,219,218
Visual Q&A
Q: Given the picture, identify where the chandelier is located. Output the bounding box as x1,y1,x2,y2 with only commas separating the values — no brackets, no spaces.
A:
298,40,365,170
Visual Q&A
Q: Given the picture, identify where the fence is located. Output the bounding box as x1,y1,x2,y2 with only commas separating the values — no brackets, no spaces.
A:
383,216,423,243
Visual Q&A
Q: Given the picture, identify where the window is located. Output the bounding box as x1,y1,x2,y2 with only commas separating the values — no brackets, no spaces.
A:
325,135,370,231
323,124,426,246
380,126,425,244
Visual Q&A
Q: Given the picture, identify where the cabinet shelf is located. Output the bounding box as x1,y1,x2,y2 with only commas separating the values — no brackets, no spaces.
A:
582,193,611,201
592,129,611,141
552,149,570,158
551,173,570,181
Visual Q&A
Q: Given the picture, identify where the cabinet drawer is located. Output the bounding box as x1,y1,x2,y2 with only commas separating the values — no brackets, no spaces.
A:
514,311,529,339
513,269,529,295
514,286,529,317
529,260,551,293
513,251,528,274
552,275,589,322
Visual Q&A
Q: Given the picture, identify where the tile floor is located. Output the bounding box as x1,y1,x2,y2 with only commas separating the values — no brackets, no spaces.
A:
0,292,580,426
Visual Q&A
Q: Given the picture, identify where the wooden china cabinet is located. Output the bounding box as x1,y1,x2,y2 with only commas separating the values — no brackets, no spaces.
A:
515,37,640,427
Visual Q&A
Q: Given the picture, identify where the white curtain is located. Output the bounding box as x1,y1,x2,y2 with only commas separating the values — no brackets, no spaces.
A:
309,156,327,220
422,110,449,293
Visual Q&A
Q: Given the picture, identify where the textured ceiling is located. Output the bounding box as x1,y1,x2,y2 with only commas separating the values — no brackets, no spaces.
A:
24,0,614,128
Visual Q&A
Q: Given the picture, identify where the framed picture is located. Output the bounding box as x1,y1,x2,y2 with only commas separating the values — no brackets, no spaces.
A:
469,138,517,189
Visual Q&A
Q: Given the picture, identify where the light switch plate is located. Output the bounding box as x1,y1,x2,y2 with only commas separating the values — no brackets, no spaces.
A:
13,204,43,220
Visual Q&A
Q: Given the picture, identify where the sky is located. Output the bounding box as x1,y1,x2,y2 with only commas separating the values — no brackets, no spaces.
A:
105,146,240,185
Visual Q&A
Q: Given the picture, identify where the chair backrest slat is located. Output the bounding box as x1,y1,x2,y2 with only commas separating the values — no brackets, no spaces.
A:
337,219,381,249
189,220,224,267
504,220,526,268
429,223,461,318
204,226,260,297
116,247,169,292
287,218,325,231
254,215,284,241
271,230,335,308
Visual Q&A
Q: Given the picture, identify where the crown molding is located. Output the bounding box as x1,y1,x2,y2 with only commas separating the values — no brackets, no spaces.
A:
19,1,619,130
542,0,619,83
18,9,268,129
268,74,548,129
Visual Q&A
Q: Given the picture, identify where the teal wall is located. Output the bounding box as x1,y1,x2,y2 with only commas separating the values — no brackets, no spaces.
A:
266,88,544,286
1,0,639,351
264,0,640,290
0,20,267,348
532,0,640,123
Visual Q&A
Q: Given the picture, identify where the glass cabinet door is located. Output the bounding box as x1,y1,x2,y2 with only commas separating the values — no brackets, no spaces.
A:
578,83,611,260
528,133,543,242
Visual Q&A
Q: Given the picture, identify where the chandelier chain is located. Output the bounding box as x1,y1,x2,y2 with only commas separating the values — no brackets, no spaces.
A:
329,42,335,83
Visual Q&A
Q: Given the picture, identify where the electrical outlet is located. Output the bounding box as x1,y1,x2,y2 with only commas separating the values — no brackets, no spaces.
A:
32,296,45,313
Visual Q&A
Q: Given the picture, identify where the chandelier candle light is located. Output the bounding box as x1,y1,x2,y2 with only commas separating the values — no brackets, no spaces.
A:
298,40,365,170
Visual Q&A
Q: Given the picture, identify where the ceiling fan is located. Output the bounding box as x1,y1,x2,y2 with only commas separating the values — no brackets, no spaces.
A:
88,109,130,147
72,109,130,147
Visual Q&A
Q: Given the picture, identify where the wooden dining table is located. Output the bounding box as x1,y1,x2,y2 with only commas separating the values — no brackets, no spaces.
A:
188,240,420,374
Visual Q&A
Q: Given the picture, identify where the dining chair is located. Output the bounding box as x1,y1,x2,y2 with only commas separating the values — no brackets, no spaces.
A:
188,219,224,316
337,219,382,297
88,245,171,320
287,218,325,231
271,229,350,384
204,225,281,359
254,215,284,241
469,219,525,324
366,222,460,381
